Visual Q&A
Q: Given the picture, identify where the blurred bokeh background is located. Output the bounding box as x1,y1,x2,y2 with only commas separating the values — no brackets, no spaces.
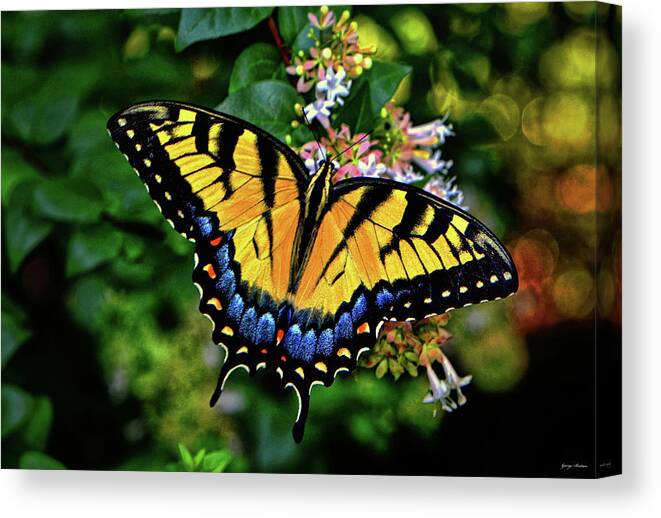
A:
2,2,621,476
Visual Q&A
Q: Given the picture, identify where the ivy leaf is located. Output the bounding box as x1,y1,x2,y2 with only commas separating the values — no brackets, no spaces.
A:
202,450,232,473
1,384,33,438
217,80,301,141
19,451,65,470
338,60,411,132
66,225,123,277
3,181,53,272
34,178,102,223
176,7,274,51
229,43,282,95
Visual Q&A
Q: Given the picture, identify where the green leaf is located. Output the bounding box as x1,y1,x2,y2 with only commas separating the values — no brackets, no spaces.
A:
404,361,419,378
229,43,282,95
338,60,411,132
4,61,99,144
1,148,40,206
176,7,274,51
404,351,420,363
1,384,33,438
1,299,31,368
217,80,301,141
34,178,102,223
10,96,78,145
202,450,232,473
66,225,123,277
375,359,389,379
19,451,65,470
277,6,310,45
3,181,53,272
23,396,54,450
67,275,110,332
177,443,194,471
193,448,206,470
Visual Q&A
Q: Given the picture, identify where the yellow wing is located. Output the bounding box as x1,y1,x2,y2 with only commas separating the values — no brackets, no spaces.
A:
107,101,308,303
108,103,518,443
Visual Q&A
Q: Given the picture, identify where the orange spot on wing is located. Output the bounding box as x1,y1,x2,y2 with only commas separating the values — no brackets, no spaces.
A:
276,329,284,344
203,264,217,279
207,297,222,310
210,236,222,247
280,355,287,363
260,348,268,354
357,322,370,334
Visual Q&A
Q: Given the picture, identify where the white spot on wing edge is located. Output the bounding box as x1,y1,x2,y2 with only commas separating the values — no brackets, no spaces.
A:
375,321,384,337
309,380,324,395
285,382,303,422
202,313,216,331
333,367,349,378
220,364,249,392
357,347,371,361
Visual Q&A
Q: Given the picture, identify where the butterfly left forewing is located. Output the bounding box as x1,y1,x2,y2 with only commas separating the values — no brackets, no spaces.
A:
108,101,311,417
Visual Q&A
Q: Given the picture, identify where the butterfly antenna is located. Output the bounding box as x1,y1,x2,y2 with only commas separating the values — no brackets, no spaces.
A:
331,130,373,163
301,107,327,166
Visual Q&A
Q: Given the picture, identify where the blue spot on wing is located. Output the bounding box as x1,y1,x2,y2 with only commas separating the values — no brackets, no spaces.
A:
299,330,317,363
215,245,230,273
227,294,244,322
239,307,257,341
317,329,334,356
351,293,368,322
283,325,303,360
256,313,275,345
334,312,353,343
396,289,413,303
217,269,236,298
196,216,213,237
376,288,394,310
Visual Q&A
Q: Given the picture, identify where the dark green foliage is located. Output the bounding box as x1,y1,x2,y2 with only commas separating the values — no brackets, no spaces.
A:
176,7,275,50
229,43,283,94
217,80,302,140
338,60,412,132
1,4,620,475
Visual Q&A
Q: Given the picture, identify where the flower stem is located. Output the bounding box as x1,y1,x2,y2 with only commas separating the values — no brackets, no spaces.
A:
267,16,290,67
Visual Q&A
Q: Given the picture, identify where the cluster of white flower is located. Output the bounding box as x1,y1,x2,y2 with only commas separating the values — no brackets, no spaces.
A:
303,66,352,128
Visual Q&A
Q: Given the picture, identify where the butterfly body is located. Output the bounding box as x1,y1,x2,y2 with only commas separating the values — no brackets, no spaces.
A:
290,158,334,290
108,101,518,442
